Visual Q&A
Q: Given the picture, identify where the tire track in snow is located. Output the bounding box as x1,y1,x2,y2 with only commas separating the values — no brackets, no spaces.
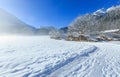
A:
90,44,120,77
102,57,120,77
1,37,120,77
65,58,96,77
35,46,98,77
89,48,107,77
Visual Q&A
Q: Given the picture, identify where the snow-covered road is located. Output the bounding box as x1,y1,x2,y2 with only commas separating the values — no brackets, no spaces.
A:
0,36,120,77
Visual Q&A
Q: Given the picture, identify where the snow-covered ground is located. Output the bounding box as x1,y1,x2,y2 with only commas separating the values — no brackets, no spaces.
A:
0,36,120,77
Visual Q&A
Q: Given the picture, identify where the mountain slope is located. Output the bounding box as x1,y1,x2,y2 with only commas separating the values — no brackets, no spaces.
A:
93,8,106,17
68,5,120,34
0,8,36,35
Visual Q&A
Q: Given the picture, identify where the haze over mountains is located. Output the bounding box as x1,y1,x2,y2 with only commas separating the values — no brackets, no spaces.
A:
0,5,120,35
0,8,37,35
0,8,61,35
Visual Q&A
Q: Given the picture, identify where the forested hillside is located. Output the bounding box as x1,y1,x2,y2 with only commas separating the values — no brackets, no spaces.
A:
68,5,120,35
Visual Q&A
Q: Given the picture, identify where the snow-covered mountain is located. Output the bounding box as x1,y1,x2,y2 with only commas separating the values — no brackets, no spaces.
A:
107,5,120,12
68,5,120,36
0,8,36,35
93,8,106,17
93,5,120,17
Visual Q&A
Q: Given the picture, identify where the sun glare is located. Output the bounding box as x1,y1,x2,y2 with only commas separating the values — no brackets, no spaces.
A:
0,35,17,41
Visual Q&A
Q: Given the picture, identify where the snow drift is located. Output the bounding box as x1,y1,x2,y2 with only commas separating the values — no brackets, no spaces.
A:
0,36,120,77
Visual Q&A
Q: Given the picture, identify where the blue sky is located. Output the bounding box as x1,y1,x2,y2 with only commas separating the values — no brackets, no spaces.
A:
0,0,119,28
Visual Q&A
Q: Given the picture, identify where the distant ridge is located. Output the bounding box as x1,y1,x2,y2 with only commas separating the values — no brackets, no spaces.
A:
0,8,36,35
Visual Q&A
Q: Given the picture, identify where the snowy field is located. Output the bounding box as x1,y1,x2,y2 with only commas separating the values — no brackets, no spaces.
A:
0,36,120,77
